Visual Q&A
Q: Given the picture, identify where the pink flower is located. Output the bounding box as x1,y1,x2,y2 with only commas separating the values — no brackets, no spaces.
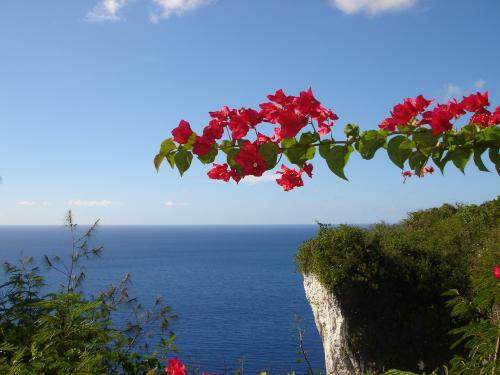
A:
461,91,489,113
207,163,231,182
379,95,432,131
276,164,304,191
234,141,267,177
172,120,193,144
493,265,500,280
301,163,313,178
166,357,186,375
192,136,213,156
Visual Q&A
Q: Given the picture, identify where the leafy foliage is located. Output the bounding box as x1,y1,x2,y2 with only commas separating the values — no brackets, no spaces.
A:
0,211,177,374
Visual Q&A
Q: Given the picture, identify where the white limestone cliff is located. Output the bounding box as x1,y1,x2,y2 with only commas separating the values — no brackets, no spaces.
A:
303,273,362,375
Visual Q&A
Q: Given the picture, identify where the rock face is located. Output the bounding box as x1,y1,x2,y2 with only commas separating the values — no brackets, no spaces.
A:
303,273,362,375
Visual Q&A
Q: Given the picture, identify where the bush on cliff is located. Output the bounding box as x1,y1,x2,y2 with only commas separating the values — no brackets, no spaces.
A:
295,197,500,374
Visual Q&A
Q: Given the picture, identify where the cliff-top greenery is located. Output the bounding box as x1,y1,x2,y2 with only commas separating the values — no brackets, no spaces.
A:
295,197,500,374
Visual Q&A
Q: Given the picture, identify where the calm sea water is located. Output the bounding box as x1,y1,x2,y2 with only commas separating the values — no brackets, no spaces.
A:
0,225,324,374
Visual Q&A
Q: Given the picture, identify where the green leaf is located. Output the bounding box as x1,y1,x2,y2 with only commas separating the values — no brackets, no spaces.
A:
184,132,197,151
489,148,500,175
413,128,438,148
166,152,175,168
282,138,315,166
325,145,353,180
408,151,428,174
413,128,438,156
174,149,193,176
432,150,446,174
387,136,411,169
226,148,241,174
319,141,331,159
220,140,234,154
258,142,279,169
299,131,319,145
160,138,176,155
281,138,296,149
198,145,218,164
286,145,315,166
154,153,164,172
356,130,386,160
344,123,359,138
444,133,466,147
444,149,472,174
479,126,500,147
472,147,490,172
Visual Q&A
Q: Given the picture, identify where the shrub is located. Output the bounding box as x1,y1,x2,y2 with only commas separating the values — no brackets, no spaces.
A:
0,211,176,374
296,197,500,373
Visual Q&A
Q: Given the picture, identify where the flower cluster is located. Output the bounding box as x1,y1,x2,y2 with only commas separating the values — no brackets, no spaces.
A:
402,166,434,182
169,88,337,190
276,163,313,191
157,89,499,191
165,357,186,375
493,265,500,280
165,357,216,375
379,91,499,134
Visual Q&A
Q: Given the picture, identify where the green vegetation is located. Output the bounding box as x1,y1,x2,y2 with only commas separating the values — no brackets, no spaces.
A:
0,212,176,374
296,198,500,374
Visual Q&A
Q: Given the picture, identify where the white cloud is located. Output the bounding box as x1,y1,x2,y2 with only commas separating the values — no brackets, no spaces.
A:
16,201,36,206
443,80,487,100
86,0,131,22
474,80,486,89
444,84,464,99
164,201,189,207
68,200,120,207
330,0,418,15
150,0,211,22
241,171,277,185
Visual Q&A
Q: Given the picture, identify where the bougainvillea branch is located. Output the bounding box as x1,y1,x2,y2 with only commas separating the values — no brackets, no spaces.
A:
155,89,500,191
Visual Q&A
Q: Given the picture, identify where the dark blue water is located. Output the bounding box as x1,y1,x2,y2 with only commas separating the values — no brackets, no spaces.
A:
0,225,324,374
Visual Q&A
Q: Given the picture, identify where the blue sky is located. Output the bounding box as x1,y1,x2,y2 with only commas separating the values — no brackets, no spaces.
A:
0,0,499,225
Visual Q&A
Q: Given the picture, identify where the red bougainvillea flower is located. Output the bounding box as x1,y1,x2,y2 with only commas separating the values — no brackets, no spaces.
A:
228,108,263,140
461,91,489,113
229,168,241,183
171,120,193,144
302,163,313,178
490,106,500,125
379,95,433,131
276,164,304,191
255,132,275,145
274,109,309,140
418,165,434,177
445,100,466,119
207,163,232,182
267,89,294,106
493,265,500,279
392,95,433,123
259,88,338,138
421,105,455,135
470,111,492,127
192,135,213,156
202,119,225,142
209,106,230,123
402,171,413,177
234,141,267,177
166,357,186,375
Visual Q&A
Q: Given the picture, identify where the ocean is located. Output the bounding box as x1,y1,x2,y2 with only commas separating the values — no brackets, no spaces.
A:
0,225,325,374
